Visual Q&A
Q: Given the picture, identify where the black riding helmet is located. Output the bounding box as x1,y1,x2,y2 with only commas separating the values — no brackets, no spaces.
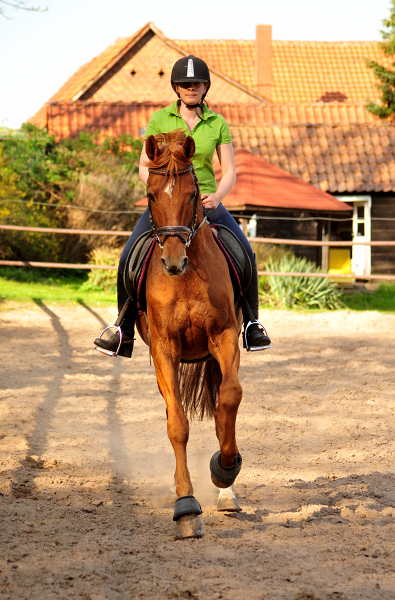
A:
171,55,211,109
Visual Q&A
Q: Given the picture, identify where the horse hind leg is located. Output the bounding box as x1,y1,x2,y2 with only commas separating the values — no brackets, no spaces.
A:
217,485,241,512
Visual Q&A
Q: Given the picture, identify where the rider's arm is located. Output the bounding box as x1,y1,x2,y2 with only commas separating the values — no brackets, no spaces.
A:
201,143,236,210
139,141,149,186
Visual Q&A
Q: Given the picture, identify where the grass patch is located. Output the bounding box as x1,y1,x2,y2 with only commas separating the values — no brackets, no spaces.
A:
1,267,394,314
342,283,395,312
0,267,116,305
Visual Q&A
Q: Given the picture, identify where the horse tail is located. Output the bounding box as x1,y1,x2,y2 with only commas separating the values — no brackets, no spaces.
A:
178,358,222,420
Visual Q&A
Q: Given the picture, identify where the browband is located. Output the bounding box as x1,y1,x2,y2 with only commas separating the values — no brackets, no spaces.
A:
148,165,193,177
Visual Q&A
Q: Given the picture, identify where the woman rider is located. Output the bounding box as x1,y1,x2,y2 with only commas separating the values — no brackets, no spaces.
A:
94,55,270,357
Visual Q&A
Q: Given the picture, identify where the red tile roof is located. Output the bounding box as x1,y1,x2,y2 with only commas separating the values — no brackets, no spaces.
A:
45,101,379,142
45,102,394,194
230,123,395,194
218,149,352,212
136,148,351,213
30,23,390,128
176,39,390,104
30,23,265,127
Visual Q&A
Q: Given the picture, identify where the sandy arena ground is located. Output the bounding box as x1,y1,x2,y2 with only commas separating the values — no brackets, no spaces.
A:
1,302,395,600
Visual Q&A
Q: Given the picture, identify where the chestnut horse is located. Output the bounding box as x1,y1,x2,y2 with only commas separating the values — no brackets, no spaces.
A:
136,130,243,538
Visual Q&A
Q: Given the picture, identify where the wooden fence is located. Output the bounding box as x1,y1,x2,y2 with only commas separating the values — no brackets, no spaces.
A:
1,224,395,281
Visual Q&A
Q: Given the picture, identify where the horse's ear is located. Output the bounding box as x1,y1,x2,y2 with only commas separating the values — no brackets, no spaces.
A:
146,135,158,161
183,136,195,161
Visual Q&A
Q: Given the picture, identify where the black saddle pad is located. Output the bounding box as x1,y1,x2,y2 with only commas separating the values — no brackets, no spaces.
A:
123,231,155,309
210,225,252,299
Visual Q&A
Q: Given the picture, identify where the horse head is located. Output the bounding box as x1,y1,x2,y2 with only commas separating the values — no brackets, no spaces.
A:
146,130,198,276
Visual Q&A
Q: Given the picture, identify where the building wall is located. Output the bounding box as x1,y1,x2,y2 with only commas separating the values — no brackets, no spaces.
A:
256,212,319,264
84,36,256,104
371,193,395,275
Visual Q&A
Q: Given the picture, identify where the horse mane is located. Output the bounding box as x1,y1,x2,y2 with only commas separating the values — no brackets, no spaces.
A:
147,129,191,180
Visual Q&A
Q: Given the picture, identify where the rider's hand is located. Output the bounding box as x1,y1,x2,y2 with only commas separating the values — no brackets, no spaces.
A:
201,193,221,210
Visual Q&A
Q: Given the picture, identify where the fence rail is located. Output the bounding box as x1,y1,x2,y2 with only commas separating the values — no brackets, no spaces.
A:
0,260,117,270
258,271,395,281
250,236,395,247
1,223,395,281
1,224,395,246
1,261,395,281
0,224,131,237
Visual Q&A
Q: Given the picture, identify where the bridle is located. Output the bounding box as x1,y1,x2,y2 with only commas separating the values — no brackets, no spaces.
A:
147,164,209,249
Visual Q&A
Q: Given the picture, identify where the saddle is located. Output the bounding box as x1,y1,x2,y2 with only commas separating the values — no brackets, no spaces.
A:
210,224,252,301
123,225,252,312
123,231,156,311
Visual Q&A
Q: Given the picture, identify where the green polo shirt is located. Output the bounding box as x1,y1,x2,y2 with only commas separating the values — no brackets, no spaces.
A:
145,101,232,194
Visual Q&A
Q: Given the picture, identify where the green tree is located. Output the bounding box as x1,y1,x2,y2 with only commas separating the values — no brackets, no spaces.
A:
366,0,395,118
0,124,143,262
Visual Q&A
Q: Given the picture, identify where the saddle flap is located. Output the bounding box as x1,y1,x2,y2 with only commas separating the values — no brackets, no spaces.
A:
124,231,155,306
211,225,252,293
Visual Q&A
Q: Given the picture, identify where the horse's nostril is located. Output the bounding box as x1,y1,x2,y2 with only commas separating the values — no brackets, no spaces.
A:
181,258,188,271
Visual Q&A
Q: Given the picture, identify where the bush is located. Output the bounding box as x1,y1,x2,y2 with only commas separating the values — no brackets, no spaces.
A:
260,254,344,310
80,246,121,293
0,124,143,263
252,241,292,272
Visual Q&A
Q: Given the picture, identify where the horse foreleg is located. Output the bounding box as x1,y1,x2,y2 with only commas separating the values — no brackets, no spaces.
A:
152,348,202,537
153,351,193,498
209,329,243,488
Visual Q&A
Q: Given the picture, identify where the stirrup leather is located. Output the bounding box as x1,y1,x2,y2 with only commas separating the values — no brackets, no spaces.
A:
244,320,271,352
94,325,123,357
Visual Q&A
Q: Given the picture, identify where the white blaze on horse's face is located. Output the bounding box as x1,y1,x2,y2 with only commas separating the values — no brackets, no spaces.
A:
164,177,175,198
158,176,191,277
146,133,197,277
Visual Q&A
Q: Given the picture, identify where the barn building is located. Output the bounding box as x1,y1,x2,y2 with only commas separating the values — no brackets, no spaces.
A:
30,22,395,276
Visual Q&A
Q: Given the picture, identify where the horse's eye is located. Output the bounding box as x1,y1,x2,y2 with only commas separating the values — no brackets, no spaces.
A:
189,190,196,203
147,192,155,203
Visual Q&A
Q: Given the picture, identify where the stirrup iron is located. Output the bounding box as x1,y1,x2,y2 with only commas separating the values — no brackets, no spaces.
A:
94,325,123,357
244,320,271,352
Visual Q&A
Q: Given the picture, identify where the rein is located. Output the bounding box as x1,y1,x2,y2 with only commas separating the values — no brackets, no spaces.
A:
147,164,209,249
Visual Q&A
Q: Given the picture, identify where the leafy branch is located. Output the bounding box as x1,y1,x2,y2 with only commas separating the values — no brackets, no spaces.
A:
0,0,47,18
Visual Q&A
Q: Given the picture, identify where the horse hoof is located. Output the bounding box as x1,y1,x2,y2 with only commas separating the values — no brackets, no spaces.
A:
210,451,242,489
173,495,202,521
217,486,241,512
175,514,203,539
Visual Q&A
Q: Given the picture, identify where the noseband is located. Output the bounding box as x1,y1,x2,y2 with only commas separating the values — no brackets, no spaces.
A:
147,164,208,249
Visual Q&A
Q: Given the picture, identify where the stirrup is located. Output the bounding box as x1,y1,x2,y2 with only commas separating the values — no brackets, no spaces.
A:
94,325,123,357
244,320,271,352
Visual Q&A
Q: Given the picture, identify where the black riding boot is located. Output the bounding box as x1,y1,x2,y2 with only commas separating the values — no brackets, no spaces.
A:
242,255,271,351
94,272,137,358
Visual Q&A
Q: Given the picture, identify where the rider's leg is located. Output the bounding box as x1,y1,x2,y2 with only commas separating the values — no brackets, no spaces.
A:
94,209,152,357
207,204,271,351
